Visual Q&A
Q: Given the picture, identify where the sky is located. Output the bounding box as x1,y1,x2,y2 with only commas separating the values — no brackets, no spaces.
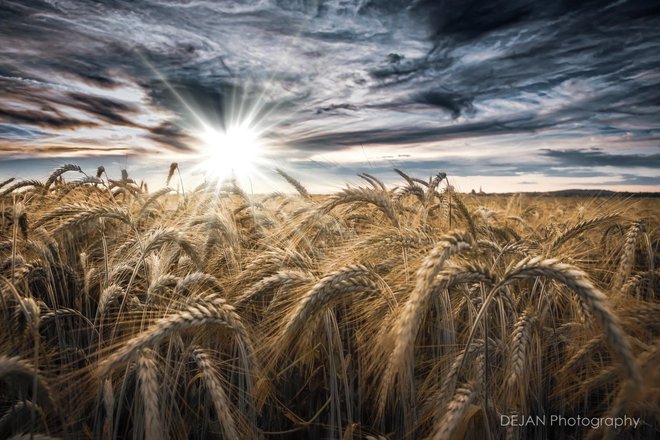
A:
1,0,660,193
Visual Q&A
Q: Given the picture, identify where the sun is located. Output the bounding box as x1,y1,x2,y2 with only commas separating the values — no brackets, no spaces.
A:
198,123,263,182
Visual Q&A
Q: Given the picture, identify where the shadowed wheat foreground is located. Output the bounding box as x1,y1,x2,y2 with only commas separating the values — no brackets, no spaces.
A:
0,165,658,439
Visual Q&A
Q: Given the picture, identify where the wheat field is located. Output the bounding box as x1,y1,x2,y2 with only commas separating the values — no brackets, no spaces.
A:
0,164,657,439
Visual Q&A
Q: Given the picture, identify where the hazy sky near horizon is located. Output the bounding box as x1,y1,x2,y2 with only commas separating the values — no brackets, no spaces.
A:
1,0,660,192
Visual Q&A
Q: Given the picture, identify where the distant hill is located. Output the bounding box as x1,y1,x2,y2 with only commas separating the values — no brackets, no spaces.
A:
476,189,660,198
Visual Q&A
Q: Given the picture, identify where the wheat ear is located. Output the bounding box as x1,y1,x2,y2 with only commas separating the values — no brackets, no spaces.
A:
137,349,163,440
428,380,479,440
275,168,311,198
612,220,644,291
235,270,313,306
44,164,83,191
507,310,536,393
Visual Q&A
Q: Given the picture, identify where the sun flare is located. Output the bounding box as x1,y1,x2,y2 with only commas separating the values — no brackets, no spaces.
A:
199,123,263,182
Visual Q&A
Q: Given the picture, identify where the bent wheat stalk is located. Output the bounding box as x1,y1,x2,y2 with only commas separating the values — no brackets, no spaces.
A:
0,356,53,408
192,347,239,440
97,296,252,377
323,187,399,227
235,270,313,306
458,256,641,386
548,213,620,251
379,231,473,414
279,264,376,353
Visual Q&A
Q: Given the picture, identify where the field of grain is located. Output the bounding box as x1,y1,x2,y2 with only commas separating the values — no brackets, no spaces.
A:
0,165,658,439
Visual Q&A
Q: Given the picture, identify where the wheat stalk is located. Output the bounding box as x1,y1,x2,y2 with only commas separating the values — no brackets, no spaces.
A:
280,264,376,353
275,168,311,199
358,173,386,190
44,164,83,191
191,347,239,439
549,213,620,250
379,231,473,413
235,270,313,306
323,187,399,227
33,203,131,230
97,295,252,377
500,256,641,385
0,177,16,190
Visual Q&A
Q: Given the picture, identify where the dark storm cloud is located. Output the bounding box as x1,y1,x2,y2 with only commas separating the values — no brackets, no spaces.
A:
616,175,660,186
288,108,579,149
148,121,188,138
1,0,659,188
315,103,360,115
411,0,534,41
0,107,98,130
0,142,134,157
65,93,141,127
413,91,474,119
145,122,195,152
288,154,529,178
145,134,193,152
146,79,240,125
542,149,660,169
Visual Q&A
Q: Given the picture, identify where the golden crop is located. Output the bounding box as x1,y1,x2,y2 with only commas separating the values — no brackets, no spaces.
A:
0,166,657,439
